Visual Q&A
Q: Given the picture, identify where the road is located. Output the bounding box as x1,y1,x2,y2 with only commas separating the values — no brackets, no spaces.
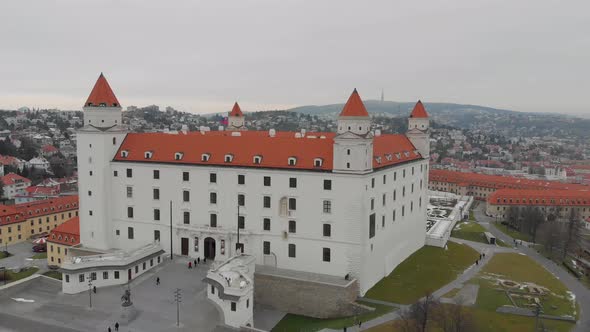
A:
473,203,590,332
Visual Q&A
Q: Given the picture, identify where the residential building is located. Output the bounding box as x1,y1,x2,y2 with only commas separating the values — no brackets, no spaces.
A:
0,173,31,199
47,216,80,267
0,195,79,246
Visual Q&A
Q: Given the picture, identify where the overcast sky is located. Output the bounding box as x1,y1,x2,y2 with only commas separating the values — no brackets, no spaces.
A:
1,0,589,115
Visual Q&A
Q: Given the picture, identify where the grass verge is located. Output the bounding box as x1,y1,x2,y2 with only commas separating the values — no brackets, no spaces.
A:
1,267,39,282
494,222,533,242
42,270,62,280
272,301,394,332
31,253,47,259
365,242,479,304
451,221,488,244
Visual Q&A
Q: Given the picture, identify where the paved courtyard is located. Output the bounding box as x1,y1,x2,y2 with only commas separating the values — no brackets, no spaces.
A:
0,257,222,331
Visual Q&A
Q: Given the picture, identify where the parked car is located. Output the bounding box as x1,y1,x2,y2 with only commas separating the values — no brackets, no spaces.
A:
33,245,47,253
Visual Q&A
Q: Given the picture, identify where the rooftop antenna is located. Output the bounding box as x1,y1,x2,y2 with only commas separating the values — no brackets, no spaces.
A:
380,89,384,102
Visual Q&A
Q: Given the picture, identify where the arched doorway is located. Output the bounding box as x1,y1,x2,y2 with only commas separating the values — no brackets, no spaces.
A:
204,237,216,260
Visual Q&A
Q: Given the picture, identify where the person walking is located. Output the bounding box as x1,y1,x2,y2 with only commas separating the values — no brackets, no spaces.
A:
114,322,119,331
93,286,97,294
156,277,160,285
108,327,111,332
197,257,200,264
188,261,192,269
476,260,479,266
194,259,197,267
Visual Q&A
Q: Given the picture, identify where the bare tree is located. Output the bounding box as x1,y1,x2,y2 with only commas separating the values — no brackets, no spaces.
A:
538,220,563,258
507,206,520,229
563,208,583,260
432,300,477,332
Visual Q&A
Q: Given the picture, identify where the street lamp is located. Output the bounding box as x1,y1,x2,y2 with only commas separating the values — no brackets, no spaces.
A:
88,274,93,308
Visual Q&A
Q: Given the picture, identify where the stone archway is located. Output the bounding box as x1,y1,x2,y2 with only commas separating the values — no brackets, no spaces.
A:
204,237,216,260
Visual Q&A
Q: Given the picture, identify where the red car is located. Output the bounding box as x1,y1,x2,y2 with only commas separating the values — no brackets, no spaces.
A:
33,245,47,253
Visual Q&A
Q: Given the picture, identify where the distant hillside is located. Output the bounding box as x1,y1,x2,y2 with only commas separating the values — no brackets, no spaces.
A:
287,100,590,139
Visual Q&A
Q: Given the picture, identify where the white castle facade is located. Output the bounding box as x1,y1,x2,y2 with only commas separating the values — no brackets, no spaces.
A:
65,74,430,298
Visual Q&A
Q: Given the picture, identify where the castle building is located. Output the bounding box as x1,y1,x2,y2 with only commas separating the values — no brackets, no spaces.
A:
63,74,430,303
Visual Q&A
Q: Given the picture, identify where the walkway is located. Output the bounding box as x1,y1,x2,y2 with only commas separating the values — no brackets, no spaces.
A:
321,237,507,332
474,205,590,332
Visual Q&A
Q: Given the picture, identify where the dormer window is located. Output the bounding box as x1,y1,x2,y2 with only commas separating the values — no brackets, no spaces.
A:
174,152,184,160
375,156,382,164
201,153,210,162
404,152,410,157
121,150,129,158
144,151,153,159
225,154,234,163
314,158,323,167
253,155,262,164
395,153,401,159
288,157,297,166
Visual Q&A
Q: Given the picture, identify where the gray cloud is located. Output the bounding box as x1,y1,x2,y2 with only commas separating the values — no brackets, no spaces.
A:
1,0,589,115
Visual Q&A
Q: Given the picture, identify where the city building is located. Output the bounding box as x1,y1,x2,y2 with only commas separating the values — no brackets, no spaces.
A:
67,74,429,320
0,172,31,199
0,195,79,246
429,169,588,200
47,216,80,267
486,189,590,222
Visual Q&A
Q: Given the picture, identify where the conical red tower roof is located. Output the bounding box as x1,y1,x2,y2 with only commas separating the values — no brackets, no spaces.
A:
339,89,369,117
85,73,120,107
410,100,429,118
229,102,243,117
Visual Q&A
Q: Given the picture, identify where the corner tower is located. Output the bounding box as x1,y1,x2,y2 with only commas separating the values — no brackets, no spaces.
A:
406,100,430,159
333,89,373,174
78,73,127,250
227,102,246,130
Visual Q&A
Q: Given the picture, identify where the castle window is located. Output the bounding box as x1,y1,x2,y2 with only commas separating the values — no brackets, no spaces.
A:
225,154,234,163
174,152,184,160
347,149,351,155
323,248,331,262
314,158,323,167
201,153,210,162
288,157,297,166
144,151,153,159
253,155,262,164
346,162,350,168
121,150,129,158
113,137,116,145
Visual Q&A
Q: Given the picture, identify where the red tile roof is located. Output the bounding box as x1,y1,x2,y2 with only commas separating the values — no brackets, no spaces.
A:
114,130,421,170
42,144,58,153
410,100,429,118
229,102,243,117
0,172,31,186
0,195,79,225
488,189,590,207
48,216,80,246
429,169,589,191
339,89,369,117
0,155,21,166
85,73,120,107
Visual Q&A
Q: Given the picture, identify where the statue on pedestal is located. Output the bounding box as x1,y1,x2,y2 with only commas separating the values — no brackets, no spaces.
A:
121,289,132,307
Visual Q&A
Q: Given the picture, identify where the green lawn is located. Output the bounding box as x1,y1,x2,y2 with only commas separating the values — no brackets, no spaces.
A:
478,253,576,318
1,267,39,282
368,307,574,332
0,251,12,259
451,221,488,244
31,253,47,259
469,210,476,221
494,222,532,242
272,301,394,332
365,242,479,304
496,238,512,248
42,270,62,280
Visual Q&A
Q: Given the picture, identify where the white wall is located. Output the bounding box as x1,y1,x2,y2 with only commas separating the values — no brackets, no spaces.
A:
62,254,163,294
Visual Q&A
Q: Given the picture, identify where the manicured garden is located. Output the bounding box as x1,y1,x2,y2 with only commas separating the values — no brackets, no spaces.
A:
272,301,394,332
451,220,488,244
478,253,576,318
365,242,479,304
